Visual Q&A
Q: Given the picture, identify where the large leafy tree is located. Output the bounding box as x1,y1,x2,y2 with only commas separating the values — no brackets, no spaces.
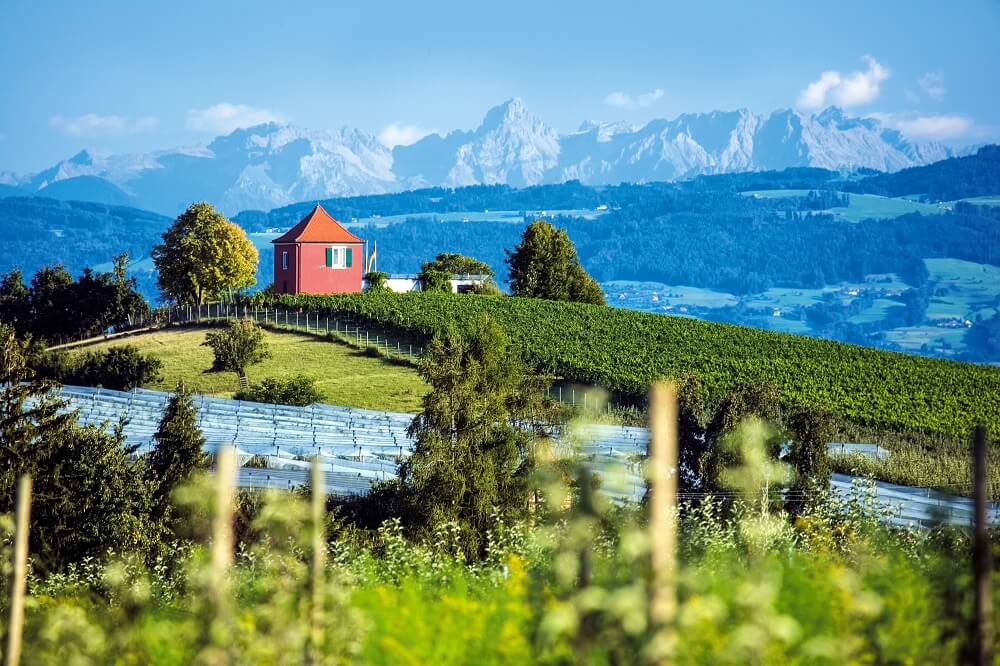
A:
152,202,258,305
0,324,154,568
506,220,605,305
392,315,551,558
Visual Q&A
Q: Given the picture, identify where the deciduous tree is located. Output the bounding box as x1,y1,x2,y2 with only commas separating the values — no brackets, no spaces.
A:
152,202,258,305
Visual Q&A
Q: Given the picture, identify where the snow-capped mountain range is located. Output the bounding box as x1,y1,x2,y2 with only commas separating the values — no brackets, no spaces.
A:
3,99,958,215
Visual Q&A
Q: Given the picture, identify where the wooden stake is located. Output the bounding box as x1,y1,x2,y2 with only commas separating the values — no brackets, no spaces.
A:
972,425,993,666
648,383,677,666
209,445,235,663
5,475,31,666
308,457,326,664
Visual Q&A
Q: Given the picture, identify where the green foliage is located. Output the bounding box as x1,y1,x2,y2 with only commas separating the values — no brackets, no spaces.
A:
506,220,605,305
36,344,164,391
144,384,208,536
0,254,149,343
420,268,452,293
420,252,494,278
0,324,154,568
202,319,270,379
72,326,429,413
263,291,1000,439
374,315,550,559
468,278,503,296
152,202,258,305
234,374,322,406
785,408,836,513
7,436,997,664
363,270,389,292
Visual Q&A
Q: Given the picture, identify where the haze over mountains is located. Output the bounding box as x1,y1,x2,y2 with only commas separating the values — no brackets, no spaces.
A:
0,98,959,216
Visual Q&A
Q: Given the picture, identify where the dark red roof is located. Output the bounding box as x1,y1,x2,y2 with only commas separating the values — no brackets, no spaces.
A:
271,205,363,244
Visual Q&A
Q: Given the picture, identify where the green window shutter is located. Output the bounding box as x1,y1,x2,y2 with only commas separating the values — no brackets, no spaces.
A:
325,247,333,267
345,247,353,268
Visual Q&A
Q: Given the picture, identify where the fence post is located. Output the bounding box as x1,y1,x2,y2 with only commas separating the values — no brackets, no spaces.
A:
972,425,993,666
5,475,31,666
647,383,677,666
208,446,235,656
308,458,327,661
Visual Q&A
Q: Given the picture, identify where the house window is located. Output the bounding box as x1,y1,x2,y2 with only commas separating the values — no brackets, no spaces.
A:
281,251,288,271
325,246,353,269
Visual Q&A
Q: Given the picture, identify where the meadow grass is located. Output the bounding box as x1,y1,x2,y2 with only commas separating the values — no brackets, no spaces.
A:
70,325,429,412
741,189,941,221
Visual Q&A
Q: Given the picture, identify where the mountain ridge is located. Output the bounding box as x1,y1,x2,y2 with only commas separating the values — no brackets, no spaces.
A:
4,98,960,215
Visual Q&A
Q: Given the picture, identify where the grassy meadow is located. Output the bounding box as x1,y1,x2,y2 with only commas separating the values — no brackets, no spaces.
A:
70,326,429,412
742,189,942,221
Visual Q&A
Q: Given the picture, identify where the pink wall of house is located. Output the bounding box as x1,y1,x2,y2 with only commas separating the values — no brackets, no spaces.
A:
273,243,298,294
274,242,363,294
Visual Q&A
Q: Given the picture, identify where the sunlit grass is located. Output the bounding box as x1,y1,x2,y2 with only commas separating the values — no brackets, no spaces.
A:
70,326,429,412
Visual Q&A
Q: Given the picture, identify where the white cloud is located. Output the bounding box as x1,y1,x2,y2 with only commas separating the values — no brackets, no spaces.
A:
603,88,665,110
870,112,973,140
797,55,889,110
919,71,946,101
49,114,159,137
185,103,285,134
377,122,437,148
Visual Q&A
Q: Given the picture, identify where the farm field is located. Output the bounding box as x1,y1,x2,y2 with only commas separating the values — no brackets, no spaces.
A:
742,189,942,221
69,326,429,412
605,281,738,310
961,195,1000,206
924,257,1000,322
268,292,1000,438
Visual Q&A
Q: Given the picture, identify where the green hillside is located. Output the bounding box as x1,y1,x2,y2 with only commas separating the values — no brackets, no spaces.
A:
267,292,1000,438
71,326,428,412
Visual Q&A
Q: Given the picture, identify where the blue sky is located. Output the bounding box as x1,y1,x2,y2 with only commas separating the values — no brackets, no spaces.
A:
2,0,998,172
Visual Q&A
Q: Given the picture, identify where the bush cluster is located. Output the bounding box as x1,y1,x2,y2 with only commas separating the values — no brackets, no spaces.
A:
234,375,322,406
34,344,162,391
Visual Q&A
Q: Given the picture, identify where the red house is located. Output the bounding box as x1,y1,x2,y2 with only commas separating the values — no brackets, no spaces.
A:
271,205,364,294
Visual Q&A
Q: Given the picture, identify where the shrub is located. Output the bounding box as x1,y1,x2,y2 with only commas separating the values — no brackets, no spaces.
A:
420,269,452,293
467,278,503,296
234,375,322,406
202,320,270,379
364,271,389,292
33,345,162,391
80,345,163,391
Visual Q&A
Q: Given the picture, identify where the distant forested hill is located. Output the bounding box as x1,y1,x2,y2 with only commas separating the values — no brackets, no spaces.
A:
847,145,1000,201
0,197,170,277
346,207,1000,294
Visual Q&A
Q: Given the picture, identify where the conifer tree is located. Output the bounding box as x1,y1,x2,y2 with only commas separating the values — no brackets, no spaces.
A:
0,324,154,567
396,315,550,558
145,383,208,530
506,220,605,305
